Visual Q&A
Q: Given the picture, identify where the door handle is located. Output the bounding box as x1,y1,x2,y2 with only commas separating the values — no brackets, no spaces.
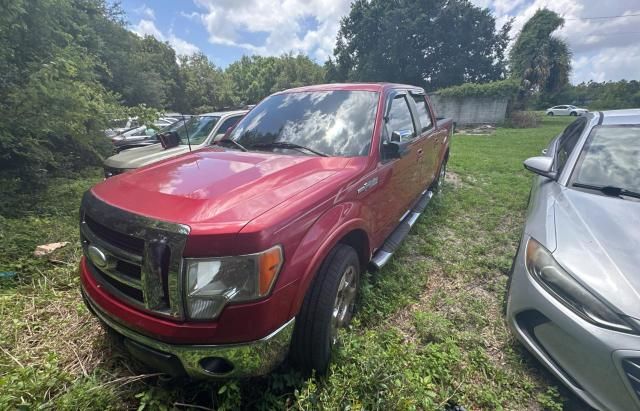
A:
416,148,424,157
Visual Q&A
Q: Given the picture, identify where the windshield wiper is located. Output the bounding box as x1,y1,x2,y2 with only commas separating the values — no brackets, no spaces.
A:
573,183,640,199
214,139,247,152
250,141,328,157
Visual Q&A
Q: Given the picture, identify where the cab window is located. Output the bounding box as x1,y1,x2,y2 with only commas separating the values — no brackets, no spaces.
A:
386,95,416,141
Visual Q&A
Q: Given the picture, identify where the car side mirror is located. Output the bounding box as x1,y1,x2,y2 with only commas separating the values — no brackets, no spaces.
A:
524,156,556,179
158,131,180,149
391,129,412,143
214,133,226,142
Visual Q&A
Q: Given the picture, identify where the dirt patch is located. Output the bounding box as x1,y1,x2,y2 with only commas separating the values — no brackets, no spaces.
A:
445,171,463,188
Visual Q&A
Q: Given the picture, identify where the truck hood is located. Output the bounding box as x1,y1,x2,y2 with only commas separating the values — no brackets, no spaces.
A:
552,188,640,319
92,148,350,231
104,143,197,169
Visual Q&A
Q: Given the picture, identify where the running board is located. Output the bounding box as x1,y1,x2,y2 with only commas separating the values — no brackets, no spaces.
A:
369,190,433,271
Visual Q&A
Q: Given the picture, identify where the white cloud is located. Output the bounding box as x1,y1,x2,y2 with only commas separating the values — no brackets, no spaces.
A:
193,0,353,62
471,0,640,83
131,19,200,56
134,4,155,20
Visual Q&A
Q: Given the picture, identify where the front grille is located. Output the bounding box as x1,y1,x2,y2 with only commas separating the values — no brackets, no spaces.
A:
80,192,189,318
622,358,640,400
85,214,144,255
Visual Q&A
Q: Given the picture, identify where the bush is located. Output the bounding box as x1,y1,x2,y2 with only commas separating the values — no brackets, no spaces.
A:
436,79,520,99
506,111,540,128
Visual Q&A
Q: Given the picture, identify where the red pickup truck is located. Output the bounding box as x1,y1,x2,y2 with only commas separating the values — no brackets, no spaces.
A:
80,83,452,378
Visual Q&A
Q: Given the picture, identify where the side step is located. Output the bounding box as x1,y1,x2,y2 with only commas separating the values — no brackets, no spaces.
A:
369,190,433,271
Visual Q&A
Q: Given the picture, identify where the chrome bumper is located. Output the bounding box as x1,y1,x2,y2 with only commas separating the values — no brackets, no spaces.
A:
83,290,295,379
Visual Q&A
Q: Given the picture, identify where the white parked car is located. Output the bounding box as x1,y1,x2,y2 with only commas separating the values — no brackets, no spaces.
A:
546,105,588,116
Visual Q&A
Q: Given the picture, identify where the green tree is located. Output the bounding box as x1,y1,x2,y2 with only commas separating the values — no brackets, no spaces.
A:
227,54,324,104
0,0,155,185
327,0,511,89
509,9,571,109
178,53,237,113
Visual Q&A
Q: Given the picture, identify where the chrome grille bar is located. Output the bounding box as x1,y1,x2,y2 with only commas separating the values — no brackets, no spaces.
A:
80,191,190,319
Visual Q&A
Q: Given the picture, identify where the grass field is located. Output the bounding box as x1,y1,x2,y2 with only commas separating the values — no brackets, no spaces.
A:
0,115,580,410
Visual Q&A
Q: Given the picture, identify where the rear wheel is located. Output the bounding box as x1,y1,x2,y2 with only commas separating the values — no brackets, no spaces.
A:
290,244,360,374
432,154,448,194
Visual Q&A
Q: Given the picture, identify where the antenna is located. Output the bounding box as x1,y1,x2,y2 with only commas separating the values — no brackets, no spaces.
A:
182,114,192,152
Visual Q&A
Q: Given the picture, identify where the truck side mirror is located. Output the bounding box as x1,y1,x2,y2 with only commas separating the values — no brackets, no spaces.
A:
382,141,410,159
523,156,556,179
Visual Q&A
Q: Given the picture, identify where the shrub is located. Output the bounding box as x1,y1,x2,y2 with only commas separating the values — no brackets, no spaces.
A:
506,111,540,128
435,79,520,99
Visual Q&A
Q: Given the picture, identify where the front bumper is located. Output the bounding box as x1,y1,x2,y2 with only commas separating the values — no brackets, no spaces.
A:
507,237,640,411
83,288,295,379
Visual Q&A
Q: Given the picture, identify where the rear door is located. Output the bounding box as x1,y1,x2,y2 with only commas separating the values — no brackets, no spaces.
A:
409,92,437,188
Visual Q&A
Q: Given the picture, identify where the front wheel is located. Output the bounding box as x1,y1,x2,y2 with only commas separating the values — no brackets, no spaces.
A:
570,111,577,116
547,112,554,116
290,244,360,374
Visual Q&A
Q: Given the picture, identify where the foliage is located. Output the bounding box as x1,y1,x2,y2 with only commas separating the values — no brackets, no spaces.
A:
0,0,325,186
534,80,640,110
177,53,238,113
509,9,571,109
227,53,325,104
0,117,577,410
436,79,520,98
506,111,540,128
326,0,512,90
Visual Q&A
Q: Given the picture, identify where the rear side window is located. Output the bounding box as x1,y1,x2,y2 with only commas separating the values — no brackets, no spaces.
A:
386,95,416,141
217,116,242,135
411,94,433,132
556,118,587,172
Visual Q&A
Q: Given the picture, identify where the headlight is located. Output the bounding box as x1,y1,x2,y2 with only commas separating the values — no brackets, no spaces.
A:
525,238,635,333
184,245,283,320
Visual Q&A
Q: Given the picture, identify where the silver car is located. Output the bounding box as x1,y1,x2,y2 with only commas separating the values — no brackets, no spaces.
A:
104,110,247,178
507,109,640,411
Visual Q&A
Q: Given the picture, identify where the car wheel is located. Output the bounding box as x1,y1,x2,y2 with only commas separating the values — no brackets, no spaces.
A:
432,155,448,194
290,244,360,374
570,111,577,116
547,112,554,116
503,240,522,316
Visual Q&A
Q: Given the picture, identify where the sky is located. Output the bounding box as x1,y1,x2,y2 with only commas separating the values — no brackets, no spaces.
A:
120,0,640,84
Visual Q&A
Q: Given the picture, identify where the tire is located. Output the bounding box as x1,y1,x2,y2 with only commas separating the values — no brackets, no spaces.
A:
547,112,554,116
290,244,360,374
570,111,577,116
432,154,448,194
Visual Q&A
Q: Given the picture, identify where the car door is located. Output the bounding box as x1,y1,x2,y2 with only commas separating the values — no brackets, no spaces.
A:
409,92,437,188
368,92,423,242
558,105,570,116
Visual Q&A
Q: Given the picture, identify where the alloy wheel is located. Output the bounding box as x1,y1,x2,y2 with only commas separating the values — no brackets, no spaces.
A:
330,265,358,345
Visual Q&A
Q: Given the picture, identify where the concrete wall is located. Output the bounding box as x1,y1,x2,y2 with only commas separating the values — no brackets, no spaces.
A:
429,94,509,125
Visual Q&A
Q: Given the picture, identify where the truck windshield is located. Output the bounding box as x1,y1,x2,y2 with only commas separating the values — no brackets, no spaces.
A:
572,126,640,196
227,90,379,157
172,116,220,145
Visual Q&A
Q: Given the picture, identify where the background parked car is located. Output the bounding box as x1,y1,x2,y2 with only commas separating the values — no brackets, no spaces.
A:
103,110,246,177
507,109,640,411
546,105,588,116
110,117,184,152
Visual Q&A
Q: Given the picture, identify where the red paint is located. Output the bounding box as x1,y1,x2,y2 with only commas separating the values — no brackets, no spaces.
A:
82,83,452,344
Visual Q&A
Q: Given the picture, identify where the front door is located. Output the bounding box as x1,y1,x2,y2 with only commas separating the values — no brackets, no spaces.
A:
368,92,423,244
